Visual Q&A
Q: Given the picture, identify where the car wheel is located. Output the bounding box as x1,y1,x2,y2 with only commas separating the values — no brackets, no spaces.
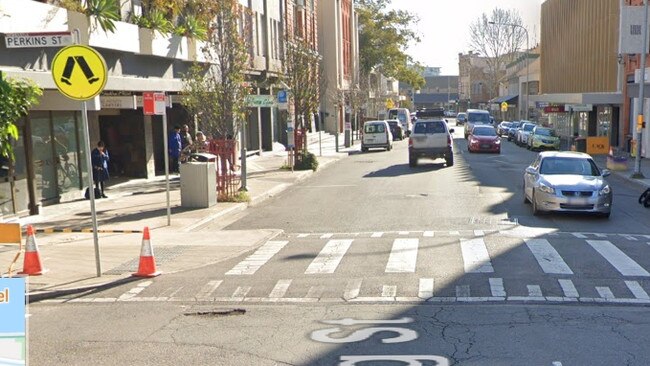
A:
532,191,541,215
446,154,454,167
523,182,530,204
599,211,611,219
527,144,531,150
409,155,417,167
361,147,368,153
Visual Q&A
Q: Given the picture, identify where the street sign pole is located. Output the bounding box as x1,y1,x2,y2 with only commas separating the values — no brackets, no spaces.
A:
162,111,171,226
80,100,102,277
633,0,648,178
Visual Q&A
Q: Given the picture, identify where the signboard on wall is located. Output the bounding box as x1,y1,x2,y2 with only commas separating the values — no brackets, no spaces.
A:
586,136,610,155
620,6,650,54
544,105,565,113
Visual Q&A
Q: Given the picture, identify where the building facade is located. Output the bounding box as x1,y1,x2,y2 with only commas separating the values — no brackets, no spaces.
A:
0,0,306,219
458,52,492,112
533,0,622,150
317,0,359,135
411,75,459,111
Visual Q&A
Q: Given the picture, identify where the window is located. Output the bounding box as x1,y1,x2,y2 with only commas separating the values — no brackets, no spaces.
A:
364,124,385,134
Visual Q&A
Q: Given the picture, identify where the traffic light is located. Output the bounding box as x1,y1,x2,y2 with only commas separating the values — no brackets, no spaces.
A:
637,114,646,131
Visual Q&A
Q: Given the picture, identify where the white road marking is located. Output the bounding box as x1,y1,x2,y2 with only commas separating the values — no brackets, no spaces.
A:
343,279,363,300
572,233,587,238
525,239,573,274
371,232,383,238
460,238,494,273
456,285,470,298
489,278,506,297
558,279,579,298
423,231,435,237
320,233,333,239
527,285,543,297
382,285,397,297
225,240,289,275
586,240,650,277
621,234,638,241
474,230,485,237
418,278,434,299
118,281,152,301
553,362,563,366
449,231,460,236
297,234,309,238
596,286,615,299
385,238,419,273
231,286,251,299
269,279,292,299
305,239,353,274
625,281,650,300
594,233,608,238
398,231,409,235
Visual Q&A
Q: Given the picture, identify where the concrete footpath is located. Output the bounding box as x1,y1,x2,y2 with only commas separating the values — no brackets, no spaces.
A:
0,133,359,300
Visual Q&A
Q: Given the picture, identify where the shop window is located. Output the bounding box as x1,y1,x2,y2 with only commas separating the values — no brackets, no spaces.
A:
597,107,612,137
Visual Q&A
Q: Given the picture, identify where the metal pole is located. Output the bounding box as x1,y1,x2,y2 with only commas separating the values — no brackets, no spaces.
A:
524,28,530,120
81,101,102,277
162,112,171,225
634,0,648,178
240,122,248,191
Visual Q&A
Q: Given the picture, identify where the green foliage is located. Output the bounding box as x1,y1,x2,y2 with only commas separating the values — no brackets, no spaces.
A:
0,77,42,161
133,9,174,33
219,190,251,203
295,152,319,171
57,0,120,33
181,0,250,138
356,0,424,88
174,14,208,40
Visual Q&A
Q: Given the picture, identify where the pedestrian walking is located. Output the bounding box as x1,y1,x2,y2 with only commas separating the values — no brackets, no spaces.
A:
91,141,110,198
168,125,182,173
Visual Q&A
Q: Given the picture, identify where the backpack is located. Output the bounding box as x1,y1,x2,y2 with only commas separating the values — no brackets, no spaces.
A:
84,187,101,199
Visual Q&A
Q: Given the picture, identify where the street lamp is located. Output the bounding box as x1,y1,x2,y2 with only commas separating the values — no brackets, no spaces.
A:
489,21,530,120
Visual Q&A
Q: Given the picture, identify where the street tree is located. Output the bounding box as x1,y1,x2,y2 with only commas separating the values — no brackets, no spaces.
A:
0,76,42,162
356,0,425,90
284,37,322,130
468,7,527,101
181,0,250,139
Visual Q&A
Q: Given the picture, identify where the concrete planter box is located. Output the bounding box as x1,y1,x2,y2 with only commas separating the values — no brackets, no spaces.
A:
0,0,68,33
188,39,210,62
140,29,189,60
89,20,140,53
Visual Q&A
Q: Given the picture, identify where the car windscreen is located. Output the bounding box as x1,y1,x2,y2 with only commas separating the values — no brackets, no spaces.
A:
523,124,536,132
535,128,556,137
468,112,490,124
387,122,399,128
457,114,467,120
472,127,496,136
539,157,601,176
500,122,512,128
388,110,398,119
364,123,385,134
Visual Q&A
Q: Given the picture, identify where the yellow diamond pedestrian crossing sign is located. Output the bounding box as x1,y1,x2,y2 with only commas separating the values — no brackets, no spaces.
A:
51,45,107,101
500,102,508,112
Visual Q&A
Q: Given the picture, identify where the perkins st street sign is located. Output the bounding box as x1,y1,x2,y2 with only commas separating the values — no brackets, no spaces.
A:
4,32,73,48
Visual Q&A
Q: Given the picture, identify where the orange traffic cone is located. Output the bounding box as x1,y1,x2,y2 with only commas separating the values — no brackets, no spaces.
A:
133,227,161,278
19,225,47,276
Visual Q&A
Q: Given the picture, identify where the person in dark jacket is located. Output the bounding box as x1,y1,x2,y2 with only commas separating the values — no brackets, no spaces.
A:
168,126,182,173
91,141,110,198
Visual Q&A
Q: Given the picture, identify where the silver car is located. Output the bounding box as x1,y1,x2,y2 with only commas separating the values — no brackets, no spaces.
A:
523,151,612,218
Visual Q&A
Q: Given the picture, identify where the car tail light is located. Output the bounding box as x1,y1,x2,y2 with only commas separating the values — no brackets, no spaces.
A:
409,137,413,147
447,134,452,146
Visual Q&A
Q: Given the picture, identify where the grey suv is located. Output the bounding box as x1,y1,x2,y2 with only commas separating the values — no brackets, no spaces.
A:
408,120,455,167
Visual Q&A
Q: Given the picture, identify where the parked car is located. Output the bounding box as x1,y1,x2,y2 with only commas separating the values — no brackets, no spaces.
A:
497,121,513,136
527,126,560,151
507,121,522,141
386,120,404,141
468,125,501,154
464,109,492,139
362,120,393,152
388,108,412,134
516,122,536,146
408,119,454,167
456,112,467,125
523,151,612,218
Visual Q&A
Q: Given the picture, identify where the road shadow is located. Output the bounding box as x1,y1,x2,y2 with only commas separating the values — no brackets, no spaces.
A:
364,163,447,178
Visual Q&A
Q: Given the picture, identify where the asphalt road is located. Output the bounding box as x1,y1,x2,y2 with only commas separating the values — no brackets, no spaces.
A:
29,120,650,365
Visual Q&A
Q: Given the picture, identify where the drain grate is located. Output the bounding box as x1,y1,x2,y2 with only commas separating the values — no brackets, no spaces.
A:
104,246,188,275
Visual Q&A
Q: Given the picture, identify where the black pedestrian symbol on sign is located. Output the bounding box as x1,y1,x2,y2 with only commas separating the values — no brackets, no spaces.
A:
60,56,100,86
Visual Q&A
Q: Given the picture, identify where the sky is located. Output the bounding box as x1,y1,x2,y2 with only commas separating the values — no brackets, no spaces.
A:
388,0,545,75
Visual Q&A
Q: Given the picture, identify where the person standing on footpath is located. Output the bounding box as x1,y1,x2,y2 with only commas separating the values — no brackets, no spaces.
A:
180,124,193,150
91,141,110,198
168,125,182,173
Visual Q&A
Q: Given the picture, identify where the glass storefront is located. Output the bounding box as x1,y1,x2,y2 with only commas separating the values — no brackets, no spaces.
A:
0,118,29,216
597,106,612,137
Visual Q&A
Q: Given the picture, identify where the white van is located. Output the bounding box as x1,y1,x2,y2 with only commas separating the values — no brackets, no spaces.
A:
362,120,393,152
388,108,411,134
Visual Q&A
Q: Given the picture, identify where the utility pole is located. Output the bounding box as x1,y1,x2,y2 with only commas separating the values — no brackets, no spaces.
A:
633,0,648,178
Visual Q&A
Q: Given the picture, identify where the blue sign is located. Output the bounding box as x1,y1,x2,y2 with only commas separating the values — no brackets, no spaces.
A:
0,277,26,365
277,90,288,104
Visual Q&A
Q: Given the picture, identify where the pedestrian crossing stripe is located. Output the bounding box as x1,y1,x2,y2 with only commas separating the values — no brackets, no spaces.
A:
285,231,650,241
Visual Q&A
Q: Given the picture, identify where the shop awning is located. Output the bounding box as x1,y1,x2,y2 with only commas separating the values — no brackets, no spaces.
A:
530,92,622,105
489,94,518,104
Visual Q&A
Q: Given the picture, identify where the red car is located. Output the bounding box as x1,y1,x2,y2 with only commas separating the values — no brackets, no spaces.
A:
468,125,501,154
